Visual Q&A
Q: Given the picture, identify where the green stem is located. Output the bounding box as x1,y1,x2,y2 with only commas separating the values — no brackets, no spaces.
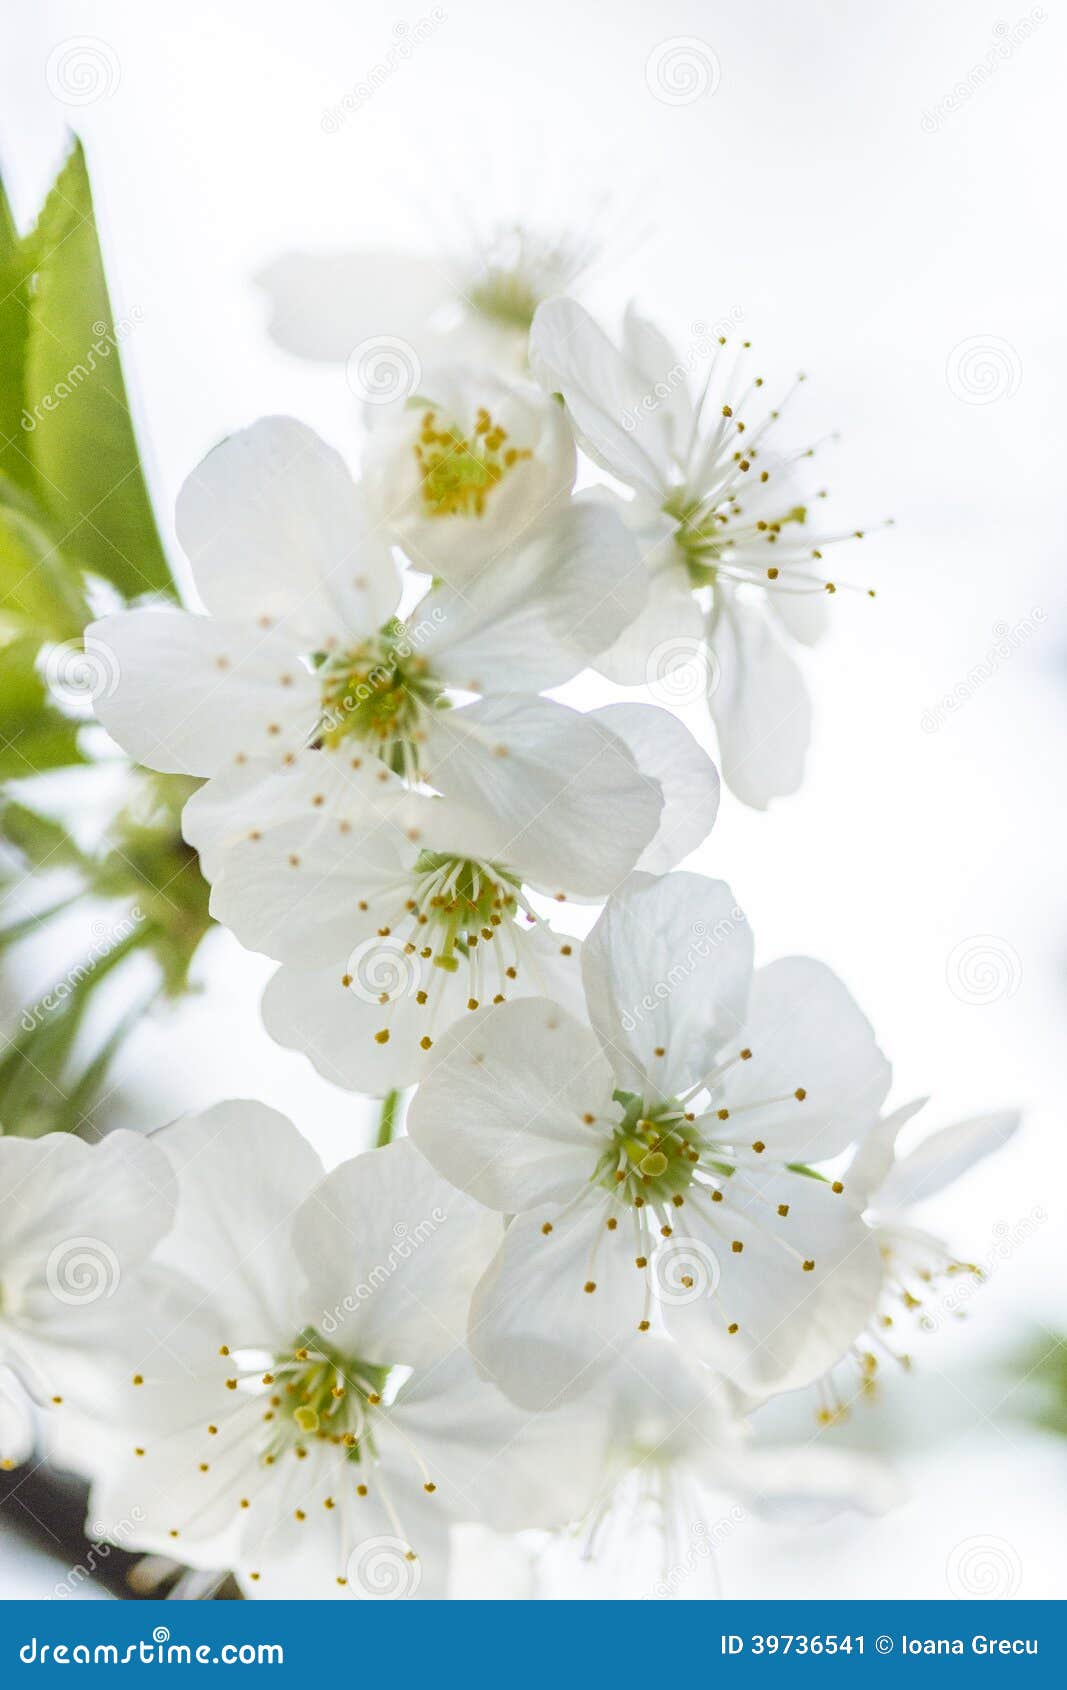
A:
66,982,165,1130
375,1088,401,1148
0,892,85,950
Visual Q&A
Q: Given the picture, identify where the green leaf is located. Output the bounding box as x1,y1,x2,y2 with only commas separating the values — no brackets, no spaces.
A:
0,171,33,492
0,489,90,639
0,798,87,872
19,139,172,599
0,632,84,777
0,918,150,1135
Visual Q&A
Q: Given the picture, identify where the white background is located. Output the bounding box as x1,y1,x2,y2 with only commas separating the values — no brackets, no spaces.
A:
1,0,1064,1600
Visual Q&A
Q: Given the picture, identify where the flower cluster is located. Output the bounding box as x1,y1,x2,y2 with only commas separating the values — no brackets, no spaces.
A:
0,234,1017,1599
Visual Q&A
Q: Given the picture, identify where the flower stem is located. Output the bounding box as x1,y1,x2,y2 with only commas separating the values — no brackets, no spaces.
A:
376,1088,401,1148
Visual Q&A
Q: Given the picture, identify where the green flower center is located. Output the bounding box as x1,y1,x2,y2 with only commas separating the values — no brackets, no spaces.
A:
414,406,531,520
665,489,809,588
410,851,521,975
261,1332,390,1466
466,269,543,330
597,1093,714,1205
318,621,444,775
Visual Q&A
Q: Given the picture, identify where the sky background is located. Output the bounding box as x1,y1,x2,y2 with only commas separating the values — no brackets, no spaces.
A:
1,0,1064,1599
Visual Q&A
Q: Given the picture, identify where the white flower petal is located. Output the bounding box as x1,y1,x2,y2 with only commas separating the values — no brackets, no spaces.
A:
85,1275,255,1561
407,998,613,1212
236,1457,450,1599
668,1171,882,1400
181,752,368,883
256,250,449,362
874,1109,1021,1216
621,304,696,459
262,960,467,1095
176,417,399,648
716,958,891,1161
741,1442,904,1522
0,1131,176,1337
419,496,646,692
387,1346,607,1531
155,1102,324,1343
593,526,703,686
767,577,831,647
844,1097,930,1209
589,703,719,873
88,609,318,777
204,763,414,965
362,368,575,584
469,1199,642,1409
292,1140,502,1372
424,696,662,898
581,872,753,1100
262,921,586,1096
530,298,674,496
90,1408,247,1567
597,1333,739,1452
706,589,812,809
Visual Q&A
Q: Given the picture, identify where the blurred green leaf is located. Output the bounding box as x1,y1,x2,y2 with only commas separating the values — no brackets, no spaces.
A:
1005,1330,1067,1440
0,174,33,491
0,917,146,1135
18,139,172,599
94,769,212,994
1,797,87,872
0,492,89,639
0,632,84,777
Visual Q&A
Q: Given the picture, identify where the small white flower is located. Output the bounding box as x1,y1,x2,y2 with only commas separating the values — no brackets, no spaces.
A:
543,1339,902,1598
183,699,717,1092
0,1132,175,1468
257,221,602,376
188,765,584,1094
810,1101,1021,1421
409,871,891,1410
362,367,577,584
530,299,884,808
89,416,683,884
88,1105,605,1599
